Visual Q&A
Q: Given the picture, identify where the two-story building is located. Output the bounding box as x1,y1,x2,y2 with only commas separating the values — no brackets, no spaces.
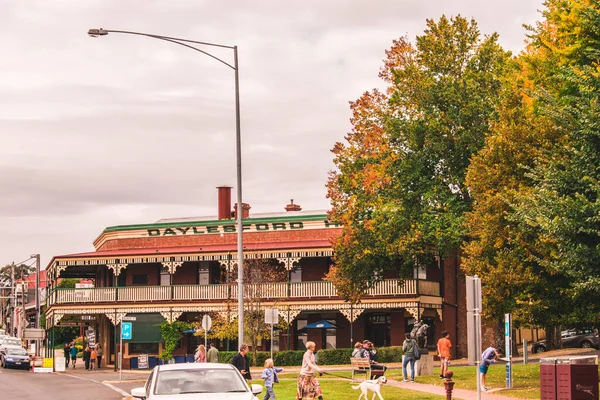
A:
45,186,463,367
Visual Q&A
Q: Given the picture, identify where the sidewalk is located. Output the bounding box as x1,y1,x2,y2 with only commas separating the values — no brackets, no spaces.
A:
387,379,522,400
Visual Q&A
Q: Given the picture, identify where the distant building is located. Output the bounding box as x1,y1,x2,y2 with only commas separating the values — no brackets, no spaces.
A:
45,186,463,368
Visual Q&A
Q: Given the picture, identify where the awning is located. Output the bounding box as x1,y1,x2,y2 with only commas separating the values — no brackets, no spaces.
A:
299,320,339,331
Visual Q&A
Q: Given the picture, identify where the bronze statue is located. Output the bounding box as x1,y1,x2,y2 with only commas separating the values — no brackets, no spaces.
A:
410,321,429,349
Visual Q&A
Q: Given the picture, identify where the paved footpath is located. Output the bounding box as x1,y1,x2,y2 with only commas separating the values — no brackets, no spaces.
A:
387,379,522,400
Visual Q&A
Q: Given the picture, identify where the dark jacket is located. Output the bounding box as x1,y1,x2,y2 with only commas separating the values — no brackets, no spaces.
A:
231,352,251,380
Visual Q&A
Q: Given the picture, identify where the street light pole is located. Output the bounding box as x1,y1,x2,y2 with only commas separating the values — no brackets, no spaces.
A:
87,29,245,344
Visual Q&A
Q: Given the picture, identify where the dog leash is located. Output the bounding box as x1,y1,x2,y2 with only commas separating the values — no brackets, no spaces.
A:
320,371,358,381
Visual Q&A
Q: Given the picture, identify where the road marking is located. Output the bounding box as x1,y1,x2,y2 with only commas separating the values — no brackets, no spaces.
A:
62,373,130,397
102,381,131,397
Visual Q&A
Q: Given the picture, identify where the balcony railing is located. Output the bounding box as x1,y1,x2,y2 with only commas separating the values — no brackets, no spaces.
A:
48,279,439,306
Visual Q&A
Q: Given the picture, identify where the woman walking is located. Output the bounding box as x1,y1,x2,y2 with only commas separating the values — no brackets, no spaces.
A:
402,333,417,382
96,344,103,369
194,344,206,363
296,341,324,400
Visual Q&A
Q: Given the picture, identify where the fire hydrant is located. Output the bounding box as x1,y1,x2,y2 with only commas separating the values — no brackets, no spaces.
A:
444,370,455,400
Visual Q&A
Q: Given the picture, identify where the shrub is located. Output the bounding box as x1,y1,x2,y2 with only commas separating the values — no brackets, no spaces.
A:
372,346,403,363
316,348,352,365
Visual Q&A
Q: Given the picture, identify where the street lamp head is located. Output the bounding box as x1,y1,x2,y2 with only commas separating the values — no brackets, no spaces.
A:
88,28,108,37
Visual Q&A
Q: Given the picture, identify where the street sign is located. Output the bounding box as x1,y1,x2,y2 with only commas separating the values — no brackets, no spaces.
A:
23,328,45,340
138,354,149,369
505,313,513,389
265,309,279,324
123,316,137,321
122,322,133,340
202,315,212,331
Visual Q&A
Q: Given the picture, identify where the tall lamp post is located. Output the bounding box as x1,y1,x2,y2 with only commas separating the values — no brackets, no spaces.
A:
87,28,245,344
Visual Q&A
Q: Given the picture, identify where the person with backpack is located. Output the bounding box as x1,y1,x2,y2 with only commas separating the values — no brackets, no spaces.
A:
402,333,419,382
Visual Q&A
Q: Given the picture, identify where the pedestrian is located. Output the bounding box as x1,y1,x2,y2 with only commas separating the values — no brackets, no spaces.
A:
362,340,386,378
83,345,91,371
90,346,97,371
351,342,363,358
70,343,78,369
194,344,206,363
206,342,219,363
480,345,501,391
437,331,452,379
261,357,284,400
63,343,71,369
296,341,325,400
402,333,417,382
231,343,251,383
96,344,103,369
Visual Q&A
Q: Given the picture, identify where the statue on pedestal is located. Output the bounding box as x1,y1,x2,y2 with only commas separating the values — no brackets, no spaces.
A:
410,320,430,350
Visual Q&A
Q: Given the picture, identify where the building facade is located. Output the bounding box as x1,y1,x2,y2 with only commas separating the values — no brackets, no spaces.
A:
45,187,464,367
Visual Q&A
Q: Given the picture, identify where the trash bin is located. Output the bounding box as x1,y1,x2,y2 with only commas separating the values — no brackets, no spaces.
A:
540,356,598,400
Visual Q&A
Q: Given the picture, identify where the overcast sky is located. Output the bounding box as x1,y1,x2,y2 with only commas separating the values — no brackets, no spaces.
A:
0,0,543,267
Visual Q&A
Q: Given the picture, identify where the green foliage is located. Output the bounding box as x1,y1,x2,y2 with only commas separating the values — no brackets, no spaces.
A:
327,15,510,298
56,278,81,289
220,347,402,366
0,263,35,286
159,321,192,362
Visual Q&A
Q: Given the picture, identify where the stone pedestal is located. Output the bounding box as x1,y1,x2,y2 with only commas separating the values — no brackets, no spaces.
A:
402,354,434,377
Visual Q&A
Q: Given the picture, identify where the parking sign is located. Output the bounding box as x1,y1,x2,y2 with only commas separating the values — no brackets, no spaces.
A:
122,322,133,340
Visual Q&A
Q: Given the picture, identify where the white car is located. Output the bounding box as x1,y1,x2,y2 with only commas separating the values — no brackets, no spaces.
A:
0,337,23,354
131,362,263,400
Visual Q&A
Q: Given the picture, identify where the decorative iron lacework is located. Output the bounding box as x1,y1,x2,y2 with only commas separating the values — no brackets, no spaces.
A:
50,250,333,274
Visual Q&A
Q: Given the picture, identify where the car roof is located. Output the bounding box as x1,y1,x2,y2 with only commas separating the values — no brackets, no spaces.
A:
156,362,235,372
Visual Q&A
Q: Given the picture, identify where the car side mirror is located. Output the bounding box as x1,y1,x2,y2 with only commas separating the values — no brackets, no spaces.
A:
251,384,263,395
131,387,146,399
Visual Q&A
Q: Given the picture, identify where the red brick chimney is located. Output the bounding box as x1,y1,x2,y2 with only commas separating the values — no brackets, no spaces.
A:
285,199,302,212
217,186,232,220
233,203,251,219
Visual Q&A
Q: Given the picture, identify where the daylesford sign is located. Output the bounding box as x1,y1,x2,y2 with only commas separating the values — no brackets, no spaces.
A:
146,220,340,237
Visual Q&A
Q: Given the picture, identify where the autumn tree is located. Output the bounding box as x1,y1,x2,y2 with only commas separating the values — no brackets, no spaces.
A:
463,0,600,348
327,15,510,295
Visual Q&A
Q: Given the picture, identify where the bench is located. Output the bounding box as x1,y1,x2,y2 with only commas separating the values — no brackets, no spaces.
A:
350,357,385,380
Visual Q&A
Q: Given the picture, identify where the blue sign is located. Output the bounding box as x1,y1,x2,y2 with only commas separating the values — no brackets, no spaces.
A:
121,322,133,340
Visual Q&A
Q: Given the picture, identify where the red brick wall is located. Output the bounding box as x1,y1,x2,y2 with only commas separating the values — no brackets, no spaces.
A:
437,255,467,359
126,264,160,286
98,227,342,251
301,257,330,281
173,263,198,285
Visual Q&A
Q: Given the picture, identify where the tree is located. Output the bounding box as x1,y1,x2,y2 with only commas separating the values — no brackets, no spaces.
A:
238,258,287,365
327,15,510,294
0,263,36,286
463,0,600,348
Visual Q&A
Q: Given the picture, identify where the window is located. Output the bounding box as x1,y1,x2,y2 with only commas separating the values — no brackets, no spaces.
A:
296,319,307,350
413,266,426,279
132,274,149,285
160,269,170,286
290,266,302,283
199,262,210,285
129,342,159,355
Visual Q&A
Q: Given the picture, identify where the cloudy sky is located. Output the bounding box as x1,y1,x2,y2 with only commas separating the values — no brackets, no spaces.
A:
0,0,544,267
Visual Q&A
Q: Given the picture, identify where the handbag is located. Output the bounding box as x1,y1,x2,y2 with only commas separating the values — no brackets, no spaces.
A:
413,341,421,360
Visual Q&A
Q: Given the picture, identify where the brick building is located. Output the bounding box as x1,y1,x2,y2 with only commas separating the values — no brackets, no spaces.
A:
44,186,466,367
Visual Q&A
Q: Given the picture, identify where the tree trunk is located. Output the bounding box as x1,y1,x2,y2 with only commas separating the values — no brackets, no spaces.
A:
545,325,562,350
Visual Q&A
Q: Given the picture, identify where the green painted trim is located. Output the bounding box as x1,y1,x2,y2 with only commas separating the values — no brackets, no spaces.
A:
102,213,330,233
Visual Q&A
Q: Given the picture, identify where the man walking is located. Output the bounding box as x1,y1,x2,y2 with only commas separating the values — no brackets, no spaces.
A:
436,331,452,379
63,343,71,369
231,344,251,383
207,342,219,363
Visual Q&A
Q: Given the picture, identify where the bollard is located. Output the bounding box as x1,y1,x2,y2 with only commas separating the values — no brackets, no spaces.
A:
444,370,455,400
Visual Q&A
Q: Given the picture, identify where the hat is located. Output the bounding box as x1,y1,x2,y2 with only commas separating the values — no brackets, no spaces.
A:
362,340,370,344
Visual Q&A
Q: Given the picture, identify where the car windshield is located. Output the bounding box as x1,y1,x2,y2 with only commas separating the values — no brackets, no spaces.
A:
154,368,248,395
3,339,21,346
7,348,27,356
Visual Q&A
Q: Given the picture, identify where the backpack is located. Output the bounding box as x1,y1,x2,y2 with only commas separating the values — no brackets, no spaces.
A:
413,340,421,360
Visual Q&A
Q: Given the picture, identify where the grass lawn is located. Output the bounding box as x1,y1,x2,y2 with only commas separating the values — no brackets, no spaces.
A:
257,376,445,400
386,363,542,399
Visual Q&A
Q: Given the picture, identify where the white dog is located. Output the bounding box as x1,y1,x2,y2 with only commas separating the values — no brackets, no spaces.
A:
351,376,387,400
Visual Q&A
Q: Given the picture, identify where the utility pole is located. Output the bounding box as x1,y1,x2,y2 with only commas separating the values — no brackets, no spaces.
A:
34,254,40,329
11,262,15,336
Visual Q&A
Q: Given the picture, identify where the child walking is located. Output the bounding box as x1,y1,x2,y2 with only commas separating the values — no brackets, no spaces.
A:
261,358,284,400
90,346,97,371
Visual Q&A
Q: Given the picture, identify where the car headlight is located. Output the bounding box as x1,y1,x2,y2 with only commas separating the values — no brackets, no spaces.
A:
6,358,14,361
